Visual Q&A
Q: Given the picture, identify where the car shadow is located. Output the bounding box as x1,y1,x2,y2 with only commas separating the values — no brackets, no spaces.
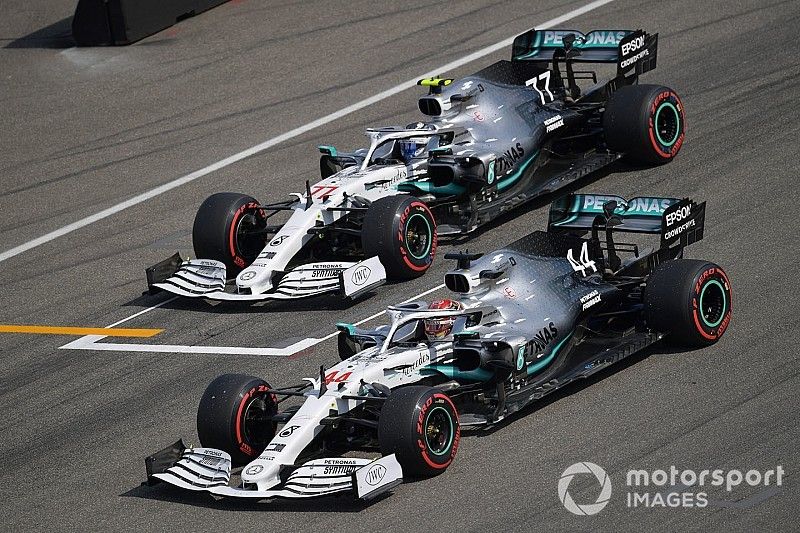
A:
442,159,638,246
3,17,75,49
462,340,696,438
121,480,387,512
121,288,375,314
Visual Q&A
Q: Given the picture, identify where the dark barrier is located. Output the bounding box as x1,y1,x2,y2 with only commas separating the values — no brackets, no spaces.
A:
72,0,230,46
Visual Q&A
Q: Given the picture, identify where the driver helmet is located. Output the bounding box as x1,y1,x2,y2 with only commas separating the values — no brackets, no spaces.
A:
398,138,425,162
424,299,463,340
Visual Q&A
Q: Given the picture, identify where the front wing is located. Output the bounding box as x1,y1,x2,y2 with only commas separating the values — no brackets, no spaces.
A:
146,255,385,301
146,442,403,501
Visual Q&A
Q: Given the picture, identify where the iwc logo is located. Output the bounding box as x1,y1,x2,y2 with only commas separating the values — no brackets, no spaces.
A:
351,265,371,286
365,464,387,486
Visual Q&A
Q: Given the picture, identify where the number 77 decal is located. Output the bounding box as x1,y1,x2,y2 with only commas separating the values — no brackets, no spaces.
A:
310,185,338,198
525,71,554,105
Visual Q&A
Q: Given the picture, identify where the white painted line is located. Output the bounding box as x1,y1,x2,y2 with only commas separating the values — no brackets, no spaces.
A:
60,333,324,356
0,0,614,264
58,296,177,350
107,296,178,327
60,283,447,356
59,296,177,350
59,335,108,350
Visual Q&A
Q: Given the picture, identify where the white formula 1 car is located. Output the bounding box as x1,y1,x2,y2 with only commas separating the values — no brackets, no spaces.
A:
145,301,469,500
146,127,440,302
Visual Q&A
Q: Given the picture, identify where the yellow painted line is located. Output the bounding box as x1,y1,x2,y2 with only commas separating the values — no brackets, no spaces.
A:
0,325,163,338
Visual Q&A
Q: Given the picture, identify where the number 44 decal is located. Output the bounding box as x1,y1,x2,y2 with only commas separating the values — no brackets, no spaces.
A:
324,370,351,384
568,242,598,277
525,71,554,105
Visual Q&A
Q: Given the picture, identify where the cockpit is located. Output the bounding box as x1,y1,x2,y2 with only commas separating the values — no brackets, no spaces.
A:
367,135,439,166
357,124,448,170
380,301,482,351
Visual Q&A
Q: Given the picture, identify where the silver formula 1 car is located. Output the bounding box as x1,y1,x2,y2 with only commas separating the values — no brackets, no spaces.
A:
146,28,683,302
146,193,731,501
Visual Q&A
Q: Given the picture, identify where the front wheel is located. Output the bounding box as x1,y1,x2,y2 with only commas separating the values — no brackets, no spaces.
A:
362,195,437,280
604,84,685,164
196,374,278,466
378,386,460,478
192,192,267,277
645,259,732,347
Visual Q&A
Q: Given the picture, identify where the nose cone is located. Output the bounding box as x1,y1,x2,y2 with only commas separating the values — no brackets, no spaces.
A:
236,266,273,293
240,461,281,490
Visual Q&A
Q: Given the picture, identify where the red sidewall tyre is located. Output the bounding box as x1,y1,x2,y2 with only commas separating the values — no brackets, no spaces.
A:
378,386,460,477
197,374,278,466
192,193,265,278
645,259,732,347
604,84,686,165
363,195,437,280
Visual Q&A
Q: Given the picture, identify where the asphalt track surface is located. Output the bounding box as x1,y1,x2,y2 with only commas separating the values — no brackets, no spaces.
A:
1,0,798,530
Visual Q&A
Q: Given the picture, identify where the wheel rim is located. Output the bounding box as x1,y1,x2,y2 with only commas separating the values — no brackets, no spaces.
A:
424,406,454,456
654,102,681,147
235,209,266,261
242,395,273,448
405,213,432,260
699,279,727,328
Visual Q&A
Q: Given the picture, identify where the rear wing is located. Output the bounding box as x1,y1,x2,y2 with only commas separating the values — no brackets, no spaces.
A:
511,28,658,76
548,193,705,248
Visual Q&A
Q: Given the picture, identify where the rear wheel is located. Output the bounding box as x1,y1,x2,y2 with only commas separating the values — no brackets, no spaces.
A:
362,195,437,280
378,386,460,477
196,374,278,466
192,192,267,278
645,259,732,347
604,84,685,164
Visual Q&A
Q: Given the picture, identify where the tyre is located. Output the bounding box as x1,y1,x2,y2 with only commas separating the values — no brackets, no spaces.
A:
362,195,437,280
604,84,685,164
378,386,460,477
645,259,732,347
196,374,278,466
192,192,266,277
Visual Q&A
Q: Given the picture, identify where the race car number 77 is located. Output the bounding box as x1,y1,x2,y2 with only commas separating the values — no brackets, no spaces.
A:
526,71,554,105
311,185,338,198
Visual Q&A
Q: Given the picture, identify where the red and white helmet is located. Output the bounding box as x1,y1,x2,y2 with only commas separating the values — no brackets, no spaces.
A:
424,299,463,340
